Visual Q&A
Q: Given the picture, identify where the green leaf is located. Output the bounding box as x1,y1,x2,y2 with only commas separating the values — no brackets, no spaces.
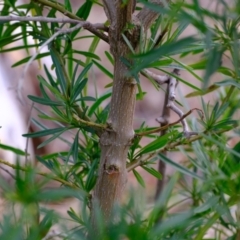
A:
215,79,240,89
12,52,50,67
71,50,100,60
136,134,169,157
218,67,235,77
141,166,162,179
23,127,68,138
44,65,59,90
158,153,203,180
71,78,88,103
85,160,98,192
133,169,145,187
203,46,224,88
0,44,40,53
105,51,114,65
86,36,100,65
74,62,93,86
168,21,190,42
92,60,113,79
41,152,69,160
71,131,79,163
67,208,83,224
88,92,111,117
185,84,219,98
37,129,66,149
75,96,96,102
122,33,135,53
64,0,72,11
76,1,92,20
131,37,196,73
28,95,63,106
50,49,67,93
0,143,26,156
70,1,93,39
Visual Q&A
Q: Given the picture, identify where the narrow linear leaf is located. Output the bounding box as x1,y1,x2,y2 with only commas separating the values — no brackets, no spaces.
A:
71,78,88,102
133,169,145,187
50,49,67,93
12,52,50,67
142,166,162,179
158,153,203,180
28,95,63,106
105,51,114,65
0,143,26,156
136,134,169,157
23,127,68,138
71,50,100,60
88,92,111,117
92,60,113,79
74,63,93,86
215,79,240,89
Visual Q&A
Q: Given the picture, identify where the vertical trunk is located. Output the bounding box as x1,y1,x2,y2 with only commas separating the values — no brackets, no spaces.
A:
91,0,169,226
92,38,137,222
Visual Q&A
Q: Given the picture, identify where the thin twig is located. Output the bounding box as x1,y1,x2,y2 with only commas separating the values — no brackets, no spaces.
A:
127,127,234,172
73,114,111,131
0,16,109,41
141,68,203,137
136,108,203,137
0,166,16,179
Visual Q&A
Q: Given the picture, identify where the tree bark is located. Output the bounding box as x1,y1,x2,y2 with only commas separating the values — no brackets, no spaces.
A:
91,0,169,226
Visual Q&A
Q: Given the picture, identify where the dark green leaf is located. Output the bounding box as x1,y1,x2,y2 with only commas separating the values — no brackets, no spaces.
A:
131,37,196,73
28,95,63,106
105,51,114,65
12,52,50,67
71,131,79,163
85,160,98,192
92,60,113,79
142,166,162,179
50,49,67,93
71,78,88,103
71,50,100,60
0,143,26,156
74,62,93,86
23,127,68,138
136,134,169,157
203,46,224,88
158,153,203,180
133,169,145,187
64,0,72,11
88,92,111,117
215,79,240,89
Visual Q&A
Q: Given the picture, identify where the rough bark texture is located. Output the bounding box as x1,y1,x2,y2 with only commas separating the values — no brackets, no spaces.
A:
92,0,169,225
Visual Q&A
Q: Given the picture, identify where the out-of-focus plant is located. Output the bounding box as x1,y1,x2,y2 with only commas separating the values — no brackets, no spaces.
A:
0,0,240,239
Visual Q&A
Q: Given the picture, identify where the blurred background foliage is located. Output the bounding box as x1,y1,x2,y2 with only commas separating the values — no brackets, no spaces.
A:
0,0,240,239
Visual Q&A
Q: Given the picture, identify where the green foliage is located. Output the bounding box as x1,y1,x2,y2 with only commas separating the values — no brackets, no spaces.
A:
0,0,240,239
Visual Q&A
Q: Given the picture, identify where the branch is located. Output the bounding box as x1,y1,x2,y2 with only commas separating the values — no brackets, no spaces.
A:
72,114,111,132
127,127,234,172
136,0,170,30
0,15,109,42
0,166,16,179
0,158,78,189
136,108,202,137
33,0,110,41
140,68,203,137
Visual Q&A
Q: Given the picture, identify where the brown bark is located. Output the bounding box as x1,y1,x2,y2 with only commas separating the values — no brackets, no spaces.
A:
91,0,169,226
